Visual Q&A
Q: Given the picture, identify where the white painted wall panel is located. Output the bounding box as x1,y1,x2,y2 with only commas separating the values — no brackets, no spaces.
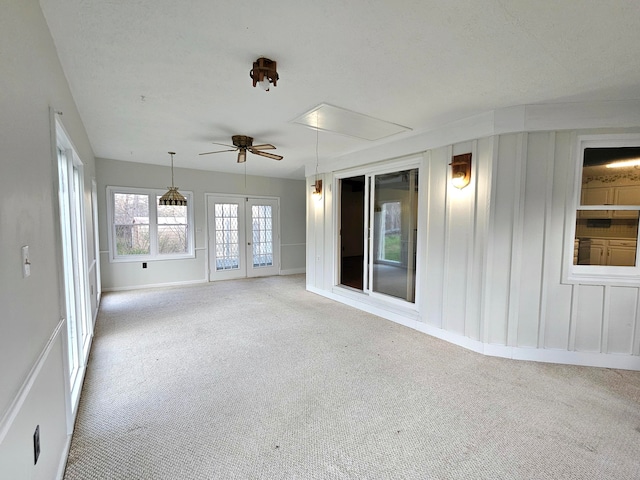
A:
516,133,550,347
423,149,448,328
607,287,637,354
485,134,519,345
575,285,605,352
542,132,574,350
443,142,474,335
466,137,492,341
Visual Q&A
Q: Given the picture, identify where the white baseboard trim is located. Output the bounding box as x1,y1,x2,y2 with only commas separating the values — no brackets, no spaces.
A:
56,435,72,480
0,318,65,444
102,278,208,292
280,268,306,275
308,286,640,371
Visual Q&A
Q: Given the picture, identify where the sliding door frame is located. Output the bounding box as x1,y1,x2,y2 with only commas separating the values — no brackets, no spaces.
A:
333,155,424,310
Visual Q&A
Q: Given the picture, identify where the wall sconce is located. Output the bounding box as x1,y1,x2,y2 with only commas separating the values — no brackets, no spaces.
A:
450,153,472,189
250,57,279,91
311,179,323,201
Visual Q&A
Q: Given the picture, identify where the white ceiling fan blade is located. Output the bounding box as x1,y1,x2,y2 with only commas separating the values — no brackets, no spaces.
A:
252,150,283,161
237,149,247,163
199,148,237,156
250,144,276,150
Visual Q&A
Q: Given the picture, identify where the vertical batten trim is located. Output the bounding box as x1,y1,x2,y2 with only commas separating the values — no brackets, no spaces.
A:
633,289,640,356
601,286,611,354
464,140,479,338
442,145,454,332
418,151,432,325
481,136,499,344
507,133,528,346
537,132,556,348
568,284,579,351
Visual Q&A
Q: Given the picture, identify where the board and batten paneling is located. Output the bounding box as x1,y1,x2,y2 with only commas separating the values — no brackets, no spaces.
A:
484,134,522,345
542,131,574,350
423,149,447,328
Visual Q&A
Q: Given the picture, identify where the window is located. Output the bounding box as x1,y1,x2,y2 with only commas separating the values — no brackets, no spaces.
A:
107,186,194,261
566,134,640,284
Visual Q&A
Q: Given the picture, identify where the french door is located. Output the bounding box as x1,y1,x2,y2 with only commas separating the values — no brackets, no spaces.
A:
207,195,280,281
57,146,92,410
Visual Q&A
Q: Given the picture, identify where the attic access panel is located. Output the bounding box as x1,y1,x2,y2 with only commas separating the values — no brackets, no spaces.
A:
292,104,411,141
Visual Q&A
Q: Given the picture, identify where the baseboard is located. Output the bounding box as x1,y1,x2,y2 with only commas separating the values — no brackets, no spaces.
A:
56,435,72,480
280,268,306,275
307,285,640,371
102,278,208,292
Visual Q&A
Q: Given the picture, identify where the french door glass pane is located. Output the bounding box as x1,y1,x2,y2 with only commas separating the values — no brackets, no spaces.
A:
372,169,418,302
252,205,273,267
215,203,240,270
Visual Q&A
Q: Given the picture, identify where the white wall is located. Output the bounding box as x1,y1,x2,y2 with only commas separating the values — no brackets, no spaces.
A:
96,158,306,290
0,1,98,478
307,105,640,371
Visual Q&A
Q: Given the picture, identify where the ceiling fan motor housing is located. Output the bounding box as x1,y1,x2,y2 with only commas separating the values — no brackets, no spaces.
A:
232,135,253,148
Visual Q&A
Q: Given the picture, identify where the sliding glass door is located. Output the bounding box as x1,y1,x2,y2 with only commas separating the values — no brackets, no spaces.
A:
339,167,419,303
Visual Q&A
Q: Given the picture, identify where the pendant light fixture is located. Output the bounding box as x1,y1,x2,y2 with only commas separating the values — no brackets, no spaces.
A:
159,151,187,206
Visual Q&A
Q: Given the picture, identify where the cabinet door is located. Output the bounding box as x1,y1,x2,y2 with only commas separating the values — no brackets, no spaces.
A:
608,246,636,266
581,187,612,218
613,186,640,218
590,245,606,265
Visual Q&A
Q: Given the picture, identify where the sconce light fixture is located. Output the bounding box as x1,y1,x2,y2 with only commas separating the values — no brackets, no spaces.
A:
311,179,323,201
250,57,279,91
159,152,187,206
450,153,472,189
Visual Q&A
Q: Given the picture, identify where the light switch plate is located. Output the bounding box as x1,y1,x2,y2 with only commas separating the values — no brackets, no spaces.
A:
22,246,31,278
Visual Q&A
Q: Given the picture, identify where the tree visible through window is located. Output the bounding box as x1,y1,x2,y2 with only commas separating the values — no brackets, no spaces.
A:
108,187,193,261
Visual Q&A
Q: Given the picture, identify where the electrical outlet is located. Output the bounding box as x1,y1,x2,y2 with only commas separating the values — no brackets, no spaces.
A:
33,425,40,465
142,262,147,269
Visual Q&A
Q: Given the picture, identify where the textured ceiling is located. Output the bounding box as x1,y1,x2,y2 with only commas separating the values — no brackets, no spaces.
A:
39,0,640,179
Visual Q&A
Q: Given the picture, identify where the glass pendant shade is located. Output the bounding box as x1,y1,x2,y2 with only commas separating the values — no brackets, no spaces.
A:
159,152,187,206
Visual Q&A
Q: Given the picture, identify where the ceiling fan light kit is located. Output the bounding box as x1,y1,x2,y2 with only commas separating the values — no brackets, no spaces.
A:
250,57,278,91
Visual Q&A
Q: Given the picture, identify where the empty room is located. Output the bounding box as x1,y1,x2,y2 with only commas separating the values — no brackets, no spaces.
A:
2,1,640,479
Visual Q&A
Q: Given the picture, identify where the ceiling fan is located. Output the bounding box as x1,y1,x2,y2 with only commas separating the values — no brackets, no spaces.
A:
199,135,283,163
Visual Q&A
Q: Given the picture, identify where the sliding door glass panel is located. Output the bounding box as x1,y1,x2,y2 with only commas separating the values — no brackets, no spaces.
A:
371,169,418,302
339,176,366,290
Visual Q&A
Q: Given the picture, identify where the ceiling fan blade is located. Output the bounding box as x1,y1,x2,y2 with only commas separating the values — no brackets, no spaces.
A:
250,144,276,150
237,149,247,163
211,142,237,148
252,150,283,161
199,148,237,156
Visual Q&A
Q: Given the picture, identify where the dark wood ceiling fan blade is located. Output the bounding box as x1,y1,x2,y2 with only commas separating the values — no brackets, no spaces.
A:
237,149,247,163
199,148,237,156
252,150,283,160
250,144,276,150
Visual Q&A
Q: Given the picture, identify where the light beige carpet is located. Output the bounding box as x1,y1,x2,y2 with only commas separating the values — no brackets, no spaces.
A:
64,274,640,479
